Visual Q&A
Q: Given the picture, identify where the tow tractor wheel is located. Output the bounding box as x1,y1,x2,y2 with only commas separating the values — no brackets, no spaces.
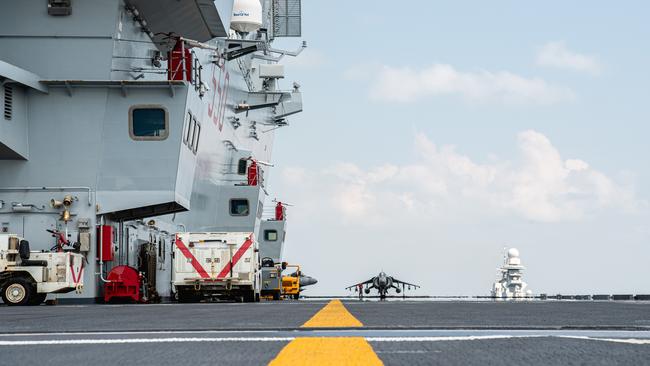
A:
243,290,256,303
177,290,199,303
28,293,47,306
2,277,34,306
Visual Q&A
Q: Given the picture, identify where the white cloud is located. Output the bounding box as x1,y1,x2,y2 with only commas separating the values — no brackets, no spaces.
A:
536,41,601,74
352,63,575,104
279,131,638,224
276,132,648,296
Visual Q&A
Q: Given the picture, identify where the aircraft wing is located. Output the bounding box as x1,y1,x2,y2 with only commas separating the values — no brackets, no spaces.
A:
392,278,420,289
345,278,374,290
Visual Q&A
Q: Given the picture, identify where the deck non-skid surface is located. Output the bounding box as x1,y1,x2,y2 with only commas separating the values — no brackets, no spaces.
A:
1,300,650,365
269,300,381,365
345,300,650,329
0,301,328,333
3,300,650,333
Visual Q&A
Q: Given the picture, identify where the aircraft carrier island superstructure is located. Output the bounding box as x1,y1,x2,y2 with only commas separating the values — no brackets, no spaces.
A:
0,0,304,303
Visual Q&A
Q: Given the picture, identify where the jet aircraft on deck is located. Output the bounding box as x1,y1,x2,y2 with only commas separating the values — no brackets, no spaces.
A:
346,272,420,300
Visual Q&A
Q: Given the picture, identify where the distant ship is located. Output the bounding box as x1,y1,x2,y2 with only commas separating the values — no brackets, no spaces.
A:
491,248,532,299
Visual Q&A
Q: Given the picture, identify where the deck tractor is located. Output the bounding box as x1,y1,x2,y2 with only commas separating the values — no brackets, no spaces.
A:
172,232,261,302
0,234,85,306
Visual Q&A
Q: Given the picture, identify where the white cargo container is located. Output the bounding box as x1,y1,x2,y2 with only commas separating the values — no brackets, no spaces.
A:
173,232,261,302
0,234,85,306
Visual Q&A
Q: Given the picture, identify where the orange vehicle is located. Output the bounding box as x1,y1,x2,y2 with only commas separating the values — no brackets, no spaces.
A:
282,264,300,299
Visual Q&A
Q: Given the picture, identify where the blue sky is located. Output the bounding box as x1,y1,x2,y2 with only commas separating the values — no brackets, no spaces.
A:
268,1,650,295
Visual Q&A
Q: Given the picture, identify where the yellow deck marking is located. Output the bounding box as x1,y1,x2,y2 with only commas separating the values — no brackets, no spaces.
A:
301,299,363,328
268,337,383,366
268,300,383,365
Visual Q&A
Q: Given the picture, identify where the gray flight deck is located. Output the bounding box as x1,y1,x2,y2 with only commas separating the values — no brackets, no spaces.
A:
1,300,650,365
344,300,650,329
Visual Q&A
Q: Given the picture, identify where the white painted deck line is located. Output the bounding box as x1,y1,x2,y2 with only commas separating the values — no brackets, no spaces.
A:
560,336,650,345
0,337,295,345
0,335,546,346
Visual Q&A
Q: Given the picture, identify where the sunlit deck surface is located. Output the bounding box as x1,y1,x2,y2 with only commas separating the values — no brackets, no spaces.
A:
2,300,650,365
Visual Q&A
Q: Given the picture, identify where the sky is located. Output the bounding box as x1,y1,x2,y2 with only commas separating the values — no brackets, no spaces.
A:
268,1,650,296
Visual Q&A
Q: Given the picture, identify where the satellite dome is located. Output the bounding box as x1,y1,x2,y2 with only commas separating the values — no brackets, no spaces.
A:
507,248,520,258
230,0,263,33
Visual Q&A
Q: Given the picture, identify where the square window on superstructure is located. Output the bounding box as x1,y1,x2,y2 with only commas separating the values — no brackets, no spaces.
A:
129,106,168,140
230,199,250,216
264,230,278,241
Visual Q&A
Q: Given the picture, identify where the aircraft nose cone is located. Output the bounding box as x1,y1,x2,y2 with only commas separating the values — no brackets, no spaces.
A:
300,276,317,286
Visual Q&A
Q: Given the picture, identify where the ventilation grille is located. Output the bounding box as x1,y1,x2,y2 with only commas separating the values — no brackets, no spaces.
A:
3,85,12,120
272,0,301,37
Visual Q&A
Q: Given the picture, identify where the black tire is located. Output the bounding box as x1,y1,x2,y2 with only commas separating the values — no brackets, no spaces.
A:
177,290,199,303
272,291,281,301
178,295,196,303
255,293,260,302
293,293,300,300
1,277,34,306
28,293,47,306
243,290,256,303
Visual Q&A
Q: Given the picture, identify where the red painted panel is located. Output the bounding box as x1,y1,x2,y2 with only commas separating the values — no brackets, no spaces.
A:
96,225,114,261
167,40,192,81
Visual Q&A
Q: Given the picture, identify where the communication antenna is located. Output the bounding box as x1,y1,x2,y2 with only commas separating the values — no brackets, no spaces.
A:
272,198,294,206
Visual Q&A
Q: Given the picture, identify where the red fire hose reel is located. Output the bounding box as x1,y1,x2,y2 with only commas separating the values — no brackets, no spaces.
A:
103,265,142,303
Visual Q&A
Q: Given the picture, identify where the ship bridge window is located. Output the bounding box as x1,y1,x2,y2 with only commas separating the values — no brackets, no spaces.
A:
237,159,248,175
264,230,278,241
184,112,193,145
230,199,250,216
257,201,264,219
183,112,201,154
191,117,201,154
3,85,13,120
129,106,169,140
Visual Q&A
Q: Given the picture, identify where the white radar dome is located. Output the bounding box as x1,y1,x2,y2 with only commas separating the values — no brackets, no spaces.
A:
507,248,520,258
230,0,263,33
